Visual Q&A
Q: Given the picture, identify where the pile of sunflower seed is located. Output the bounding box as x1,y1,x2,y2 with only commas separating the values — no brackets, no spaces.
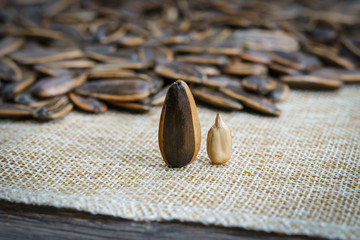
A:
0,0,359,120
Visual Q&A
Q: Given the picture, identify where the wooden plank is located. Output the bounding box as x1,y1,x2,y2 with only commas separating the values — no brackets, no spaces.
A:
0,200,324,240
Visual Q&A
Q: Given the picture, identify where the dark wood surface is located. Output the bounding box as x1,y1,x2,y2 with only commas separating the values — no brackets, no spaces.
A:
0,200,325,240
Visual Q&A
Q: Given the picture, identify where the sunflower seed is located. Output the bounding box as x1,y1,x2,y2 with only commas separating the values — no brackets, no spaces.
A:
191,85,243,110
0,57,22,82
2,72,36,100
138,45,174,68
268,63,301,76
266,81,290,102
33,96,73,120
176,54,229,66
88,69,138,79
32,71,88,97
0,103,34,118
10,45,83,65
220,85,281,116
222,63,267,76
150,86,170,106
107,100,152,113
155,62,206,83
38,59,96,69
202,75,242,89
159,80,201,168
235,30,299,52
242,75,277,95
0,37,25,57
240,50,272,64
69,92,107,113
281,75,343,90
14,91,53,108
75,79,152,102
271,51,320,71
305,44,355,70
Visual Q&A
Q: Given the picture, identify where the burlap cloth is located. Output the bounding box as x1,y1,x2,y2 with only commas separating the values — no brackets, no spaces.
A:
1,86,359,240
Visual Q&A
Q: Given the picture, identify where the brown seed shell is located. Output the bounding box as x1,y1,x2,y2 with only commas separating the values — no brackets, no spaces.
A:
310,68,360,84
220,85,281,116
33,96,73,120
176,54,229,66
174,42,241,56
75,79,152,102
107,100,152,113
138,46,174,68
242,75,277,95
91,61,145,71
6,27,66,40
2,72,36,100
191,86,243,110
10,47,84,65
34,65,70,77
150,86,170,106
0,57,22,82
155,62,206,83
235,29,299,52
341,36,360,59
0,37,25,57
240,50,272,64
196,65,220,76
117,34,145,47
281,75,343,90
222,63,267,76
339,70,360,83
159,80,201,168
0,103,34,118
39,59,96,69
84,45,129,62
88,69,137,79
266,81,290,102
268,63,301,76
305,44,355,70
33,71,88,98
14,91,53,108
69,92,107,113
270,51,320,71
202,75,242,89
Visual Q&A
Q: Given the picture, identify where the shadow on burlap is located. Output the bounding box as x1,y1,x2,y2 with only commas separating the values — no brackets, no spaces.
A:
1,86,359,239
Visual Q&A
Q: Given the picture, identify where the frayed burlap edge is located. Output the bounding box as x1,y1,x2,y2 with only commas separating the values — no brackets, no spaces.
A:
2,187,359,239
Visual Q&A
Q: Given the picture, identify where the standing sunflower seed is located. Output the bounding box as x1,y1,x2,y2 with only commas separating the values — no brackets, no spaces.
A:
158,80,201,168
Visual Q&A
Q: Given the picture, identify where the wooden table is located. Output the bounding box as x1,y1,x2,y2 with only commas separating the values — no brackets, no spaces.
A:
0,200,324,240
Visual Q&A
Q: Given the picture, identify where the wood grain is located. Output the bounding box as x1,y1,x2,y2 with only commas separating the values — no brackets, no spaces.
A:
0,200,325,240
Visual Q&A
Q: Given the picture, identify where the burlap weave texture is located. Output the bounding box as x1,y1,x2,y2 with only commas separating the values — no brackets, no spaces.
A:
1,86,360,239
